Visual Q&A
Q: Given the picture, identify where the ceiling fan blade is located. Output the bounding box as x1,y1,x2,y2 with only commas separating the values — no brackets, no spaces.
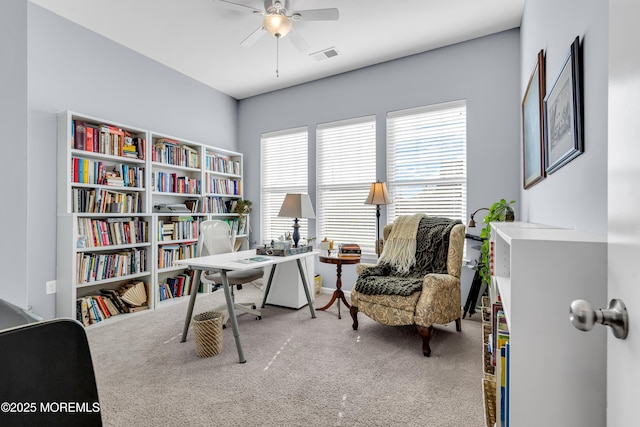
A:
240,25,267,47
292,8,339,21
215,0,263,14
287,28,310,53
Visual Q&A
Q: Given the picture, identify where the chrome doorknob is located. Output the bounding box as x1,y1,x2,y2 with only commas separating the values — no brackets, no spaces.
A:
569,298,628,340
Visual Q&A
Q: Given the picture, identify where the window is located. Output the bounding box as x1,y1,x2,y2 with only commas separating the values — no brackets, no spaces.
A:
317,116,377,254
386,100,467,223
260,128,309,244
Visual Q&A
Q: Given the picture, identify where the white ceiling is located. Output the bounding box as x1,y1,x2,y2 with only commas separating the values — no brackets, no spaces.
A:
30,0,524,100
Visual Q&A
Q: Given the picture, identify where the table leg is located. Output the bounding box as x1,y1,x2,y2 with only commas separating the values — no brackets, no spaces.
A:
317,263,351,318
260,263,278,308
220,270,246,364
296,258,316,319
181,268,202,342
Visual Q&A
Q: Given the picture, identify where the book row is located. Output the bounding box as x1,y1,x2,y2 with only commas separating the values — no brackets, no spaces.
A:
72,120,145,160
157,242,197,269
489,301,511,427
152,138,200,168
76,284,149,325
158,270,197,301
72,157,144,188
77,217,149,248
76,248,147,284
206,196,242,214
205,177,240,195
72,187,143,214
158,216,201,241
151,171,201,194
204,154,241,175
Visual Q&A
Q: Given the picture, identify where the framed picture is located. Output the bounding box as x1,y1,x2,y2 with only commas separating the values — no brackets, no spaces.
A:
544,36,583,174
522,50,546,189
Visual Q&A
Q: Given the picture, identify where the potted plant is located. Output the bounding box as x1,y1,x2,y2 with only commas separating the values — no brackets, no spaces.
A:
232,199,252,235
479,199,516,285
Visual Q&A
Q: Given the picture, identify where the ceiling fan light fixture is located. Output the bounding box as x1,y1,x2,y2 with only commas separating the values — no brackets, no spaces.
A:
263,13,292,38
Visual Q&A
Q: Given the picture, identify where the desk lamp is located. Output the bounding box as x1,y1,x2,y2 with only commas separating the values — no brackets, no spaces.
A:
364,181,391,257
468,207,490,228
278,193,315,247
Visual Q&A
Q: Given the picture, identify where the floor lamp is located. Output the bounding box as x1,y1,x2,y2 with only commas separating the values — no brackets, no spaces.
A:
364,181,391,257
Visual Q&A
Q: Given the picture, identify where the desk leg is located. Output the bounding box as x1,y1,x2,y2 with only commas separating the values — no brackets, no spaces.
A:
296,259,316,319
221,270,246,364
260,264,278,308
181,268,202,342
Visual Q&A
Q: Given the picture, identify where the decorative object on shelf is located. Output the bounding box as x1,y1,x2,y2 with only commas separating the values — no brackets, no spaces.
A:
544,36,583,174
119,281,148,307
522,49,546,189
232,199,252,235
364,180,391,257
470,199,516,286
277,193,315,247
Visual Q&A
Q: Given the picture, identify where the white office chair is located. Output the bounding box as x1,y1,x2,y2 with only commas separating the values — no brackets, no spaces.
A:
198,220,263,326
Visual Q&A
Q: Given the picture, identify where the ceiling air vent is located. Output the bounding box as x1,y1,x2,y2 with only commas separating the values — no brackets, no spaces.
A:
310,47,339,61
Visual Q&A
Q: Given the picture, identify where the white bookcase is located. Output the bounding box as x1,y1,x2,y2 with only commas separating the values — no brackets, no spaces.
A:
488,221,606,426
56,111,247,326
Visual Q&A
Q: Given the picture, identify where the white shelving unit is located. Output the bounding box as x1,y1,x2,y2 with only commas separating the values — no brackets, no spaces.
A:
488,221,607,426
56,111,247,326
202,146,248,249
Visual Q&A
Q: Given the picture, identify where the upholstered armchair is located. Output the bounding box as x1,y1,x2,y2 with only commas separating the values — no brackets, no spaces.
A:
350,215,465,357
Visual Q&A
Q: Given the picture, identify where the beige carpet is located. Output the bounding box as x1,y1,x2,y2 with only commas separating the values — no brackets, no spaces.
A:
86,285,484,426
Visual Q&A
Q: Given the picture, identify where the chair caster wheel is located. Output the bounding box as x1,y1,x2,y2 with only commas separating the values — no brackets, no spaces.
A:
256,316,262,320
252,305,257,310
222,324,227,329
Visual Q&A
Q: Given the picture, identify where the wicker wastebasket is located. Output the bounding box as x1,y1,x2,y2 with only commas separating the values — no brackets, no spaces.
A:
192,311,224,357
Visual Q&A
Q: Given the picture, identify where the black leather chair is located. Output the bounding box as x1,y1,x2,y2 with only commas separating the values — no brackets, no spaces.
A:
0,317,102,426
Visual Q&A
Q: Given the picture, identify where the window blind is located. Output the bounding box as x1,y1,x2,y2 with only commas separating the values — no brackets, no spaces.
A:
386,100,467,223
317,116,377,254
260,127,309,244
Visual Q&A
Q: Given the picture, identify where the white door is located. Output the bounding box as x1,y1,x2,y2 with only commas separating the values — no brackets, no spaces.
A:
608,1,640,425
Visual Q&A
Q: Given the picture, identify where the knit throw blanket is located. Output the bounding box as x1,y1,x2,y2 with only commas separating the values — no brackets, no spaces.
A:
378,214,425,274
354,216,461,296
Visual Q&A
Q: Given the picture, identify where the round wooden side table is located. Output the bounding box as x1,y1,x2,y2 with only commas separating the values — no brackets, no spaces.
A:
317,255,360,319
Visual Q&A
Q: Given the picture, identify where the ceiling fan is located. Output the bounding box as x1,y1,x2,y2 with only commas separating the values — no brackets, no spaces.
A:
215,0,339,53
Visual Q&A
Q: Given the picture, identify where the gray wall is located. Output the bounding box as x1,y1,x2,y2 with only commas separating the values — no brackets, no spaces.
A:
0,0,29,309
5,3,238,318
238,30,522,293
519,0,608,234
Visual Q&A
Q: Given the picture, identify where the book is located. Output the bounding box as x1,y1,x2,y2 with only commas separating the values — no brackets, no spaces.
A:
74,120,86,150
76,297,90,326
100,289,130,313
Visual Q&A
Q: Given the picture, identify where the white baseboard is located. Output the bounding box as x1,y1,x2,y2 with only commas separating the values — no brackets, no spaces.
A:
320,287,351,298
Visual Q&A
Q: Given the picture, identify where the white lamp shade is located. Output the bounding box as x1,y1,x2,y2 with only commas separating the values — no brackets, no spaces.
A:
263,14,292,38
364,181,391,205
278,193,315,219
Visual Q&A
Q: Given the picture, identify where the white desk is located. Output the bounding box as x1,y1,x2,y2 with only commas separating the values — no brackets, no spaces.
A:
175,249,319,363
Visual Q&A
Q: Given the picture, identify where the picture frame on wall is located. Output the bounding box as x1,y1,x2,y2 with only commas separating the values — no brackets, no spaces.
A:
544,36,583,174
522,49,546,189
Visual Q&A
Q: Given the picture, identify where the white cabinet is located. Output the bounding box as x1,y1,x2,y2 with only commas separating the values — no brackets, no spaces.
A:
489,221,606,426
264,257,315,309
